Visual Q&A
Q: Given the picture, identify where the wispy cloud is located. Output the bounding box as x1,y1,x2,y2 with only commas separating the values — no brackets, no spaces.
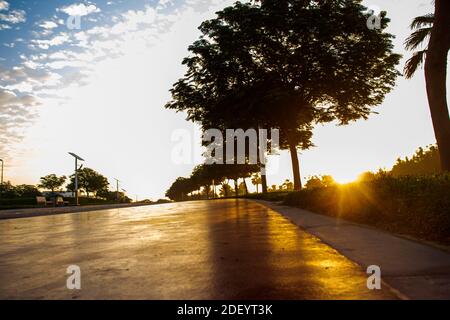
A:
39,20,58,30
58,3,101,17
0,9,25,24
0,88,40,157
31,32,71,49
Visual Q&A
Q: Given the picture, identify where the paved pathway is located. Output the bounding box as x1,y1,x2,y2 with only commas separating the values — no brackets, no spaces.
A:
0,199,395,299
0,203,152,220
258,200,450,299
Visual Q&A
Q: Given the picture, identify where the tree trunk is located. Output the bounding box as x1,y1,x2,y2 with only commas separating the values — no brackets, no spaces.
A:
256,183,259,194
287,135,302,190
234,179,239,197
261,169,268,193
257,123,268,193
243,178,248,195
425,0,450,171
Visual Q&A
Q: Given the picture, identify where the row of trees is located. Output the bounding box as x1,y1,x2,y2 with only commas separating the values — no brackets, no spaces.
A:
36,168,134,202
38,168,110,198
166,163,300,201
167,143,441,200
0,182,42,199
0,167,131,203
165,0,401,195
166,0,450,200
166,163,259,201
391,145,440,176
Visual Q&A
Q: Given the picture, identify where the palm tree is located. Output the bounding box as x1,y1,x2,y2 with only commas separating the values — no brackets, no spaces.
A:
405,1,450,171
404,13,434,79
251,173,262,194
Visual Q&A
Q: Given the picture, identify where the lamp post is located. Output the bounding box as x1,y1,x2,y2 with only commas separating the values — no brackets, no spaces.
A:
114,178,120,202
0,159,3,198
68,152,85,206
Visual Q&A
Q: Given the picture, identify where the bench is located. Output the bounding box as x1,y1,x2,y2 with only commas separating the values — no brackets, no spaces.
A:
36,196,53,207
55,196,69,207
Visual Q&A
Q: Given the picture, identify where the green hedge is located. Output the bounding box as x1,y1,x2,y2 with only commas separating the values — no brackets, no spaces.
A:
0,196,130,210
0,198,38,206
283,174,450,245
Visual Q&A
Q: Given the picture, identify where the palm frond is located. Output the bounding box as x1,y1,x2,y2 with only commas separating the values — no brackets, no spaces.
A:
410,13,434,29
404,27,432,51
404,50,427,79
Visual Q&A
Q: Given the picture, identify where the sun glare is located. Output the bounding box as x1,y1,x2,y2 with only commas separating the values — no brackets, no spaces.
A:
331,174,358,184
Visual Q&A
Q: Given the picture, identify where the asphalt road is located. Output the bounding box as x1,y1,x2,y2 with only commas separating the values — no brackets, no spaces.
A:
0,199,396,299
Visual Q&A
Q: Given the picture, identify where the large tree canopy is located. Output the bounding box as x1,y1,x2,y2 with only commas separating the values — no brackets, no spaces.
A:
166,0,401,190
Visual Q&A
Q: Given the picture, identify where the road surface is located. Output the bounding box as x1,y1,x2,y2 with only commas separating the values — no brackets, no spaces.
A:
0,199,396,299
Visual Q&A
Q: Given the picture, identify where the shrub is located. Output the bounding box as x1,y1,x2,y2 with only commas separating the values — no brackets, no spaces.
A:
283,173,450,245
0,198,38,206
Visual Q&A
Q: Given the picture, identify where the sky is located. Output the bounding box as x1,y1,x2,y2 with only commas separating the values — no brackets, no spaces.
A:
0,0,447,200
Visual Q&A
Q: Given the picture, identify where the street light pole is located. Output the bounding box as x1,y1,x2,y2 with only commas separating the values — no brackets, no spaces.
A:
75,157,78,204
69,153,85,206
0,159,3,198
114,178,120,202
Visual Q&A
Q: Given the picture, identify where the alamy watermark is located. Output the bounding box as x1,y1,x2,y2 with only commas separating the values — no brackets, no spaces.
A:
171,128,280,173
66,265,81,290
366,265,381,290
66,15,82,30
366,5,382,30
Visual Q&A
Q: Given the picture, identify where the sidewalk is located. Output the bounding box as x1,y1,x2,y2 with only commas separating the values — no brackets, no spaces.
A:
255,200,450,300
0,203,152,220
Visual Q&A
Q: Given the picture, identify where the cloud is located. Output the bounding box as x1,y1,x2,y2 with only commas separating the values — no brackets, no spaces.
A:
39,20,58,29
0,65,61,93
0,1,9,11
0,9,26,24
58,3,100,17
0,88,40,157
31,32,70,49
157,0,174,10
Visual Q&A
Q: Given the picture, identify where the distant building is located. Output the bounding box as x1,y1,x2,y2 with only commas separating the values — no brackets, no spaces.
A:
42,191,75,198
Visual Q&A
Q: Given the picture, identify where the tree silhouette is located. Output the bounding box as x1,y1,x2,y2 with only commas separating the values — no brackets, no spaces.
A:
39,174,66,192
166,162,259,201
219,183,233,197
251,173,262,194
404,13,434,79
165,177,193,201
405,2,450,172
67,168,109,198
166,0,400,190
391,145,441,176
424,0,450,171
305,175,336,189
